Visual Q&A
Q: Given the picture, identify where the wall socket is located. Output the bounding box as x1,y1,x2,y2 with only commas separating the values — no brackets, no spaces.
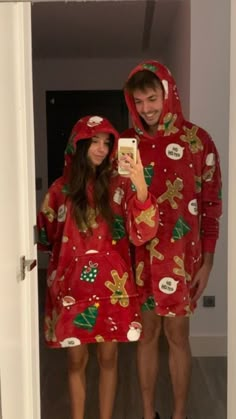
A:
203,295,215,307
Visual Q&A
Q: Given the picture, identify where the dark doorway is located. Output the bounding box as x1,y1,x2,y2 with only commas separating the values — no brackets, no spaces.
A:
46,90,128,186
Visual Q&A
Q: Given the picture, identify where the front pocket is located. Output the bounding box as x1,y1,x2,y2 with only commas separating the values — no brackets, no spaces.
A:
58,251,137,306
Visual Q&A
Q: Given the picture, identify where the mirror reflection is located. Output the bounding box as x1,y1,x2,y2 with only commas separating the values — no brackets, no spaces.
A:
32,1,228,419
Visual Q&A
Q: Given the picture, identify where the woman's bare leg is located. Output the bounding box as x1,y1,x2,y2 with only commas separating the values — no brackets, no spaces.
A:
97,342,118,419
67,344,89,419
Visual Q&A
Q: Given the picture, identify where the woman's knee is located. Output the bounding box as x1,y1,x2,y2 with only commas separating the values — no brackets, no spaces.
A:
97,343,118,369
67,345,89,372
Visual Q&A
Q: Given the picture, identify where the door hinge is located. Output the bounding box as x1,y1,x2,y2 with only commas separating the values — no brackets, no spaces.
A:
33,225,38,244
20,256,37,281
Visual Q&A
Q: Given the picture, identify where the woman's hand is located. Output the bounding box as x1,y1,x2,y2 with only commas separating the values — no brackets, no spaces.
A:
119,150,148,203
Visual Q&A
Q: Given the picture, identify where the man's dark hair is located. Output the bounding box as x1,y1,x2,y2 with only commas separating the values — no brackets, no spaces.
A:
124,70,164,94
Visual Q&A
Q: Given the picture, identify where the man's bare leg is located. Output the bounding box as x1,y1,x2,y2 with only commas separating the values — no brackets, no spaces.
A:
67,345,89,419
97,341,118,419
164,317,191,419
137,310,162,419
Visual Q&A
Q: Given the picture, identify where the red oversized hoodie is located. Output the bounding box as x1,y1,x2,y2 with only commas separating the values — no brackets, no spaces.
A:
122,61,222,316
37,115,159,347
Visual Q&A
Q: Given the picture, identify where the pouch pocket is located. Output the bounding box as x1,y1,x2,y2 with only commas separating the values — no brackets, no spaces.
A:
57,250,137,306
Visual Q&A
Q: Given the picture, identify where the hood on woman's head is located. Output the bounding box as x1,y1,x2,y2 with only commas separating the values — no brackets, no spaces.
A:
63,115,119,176
70,116,119,148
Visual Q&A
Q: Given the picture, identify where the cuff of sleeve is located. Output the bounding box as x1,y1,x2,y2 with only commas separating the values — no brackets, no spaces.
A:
202,238,217,253
134,193,153,210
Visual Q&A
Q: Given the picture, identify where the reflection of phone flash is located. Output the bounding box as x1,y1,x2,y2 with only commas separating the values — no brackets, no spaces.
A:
118,138,137,175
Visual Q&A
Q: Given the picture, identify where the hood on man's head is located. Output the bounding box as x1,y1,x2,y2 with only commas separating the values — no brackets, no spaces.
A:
124,60,184,139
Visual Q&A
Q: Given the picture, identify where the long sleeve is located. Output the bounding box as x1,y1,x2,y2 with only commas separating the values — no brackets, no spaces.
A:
200,134,222,252
37,179,63,252
122,179,159,246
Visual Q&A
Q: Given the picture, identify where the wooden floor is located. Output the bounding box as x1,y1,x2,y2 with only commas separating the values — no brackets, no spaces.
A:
38,270,227,419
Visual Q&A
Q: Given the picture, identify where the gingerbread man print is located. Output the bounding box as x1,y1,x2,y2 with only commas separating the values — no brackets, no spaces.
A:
157,178,183,209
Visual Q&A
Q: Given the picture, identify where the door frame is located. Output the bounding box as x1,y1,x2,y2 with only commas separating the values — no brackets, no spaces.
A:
0,3,40,419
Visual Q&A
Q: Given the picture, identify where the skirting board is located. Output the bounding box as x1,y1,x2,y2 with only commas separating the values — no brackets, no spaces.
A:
190,335,227,356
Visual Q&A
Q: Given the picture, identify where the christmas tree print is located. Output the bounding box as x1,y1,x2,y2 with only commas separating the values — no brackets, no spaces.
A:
195,177,202,193
65,142,74,155
64,133,75,155
134,126,144,135
172,216,191,241
142,296,155,312
131,164,154,191
112,215,126,240
62,184,69,195
73,303,99,330
144,164,154,186
39,227,49,246
164,114,172,130
80,261,98,283
143,63,157,73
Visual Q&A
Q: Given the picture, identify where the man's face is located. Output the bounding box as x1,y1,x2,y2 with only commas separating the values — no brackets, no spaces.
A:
133,85,164,134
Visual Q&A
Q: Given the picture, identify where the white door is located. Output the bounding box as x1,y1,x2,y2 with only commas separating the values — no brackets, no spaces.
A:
0,3,40,419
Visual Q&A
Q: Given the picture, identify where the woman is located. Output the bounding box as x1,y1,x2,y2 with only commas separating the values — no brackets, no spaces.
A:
37,115,159,419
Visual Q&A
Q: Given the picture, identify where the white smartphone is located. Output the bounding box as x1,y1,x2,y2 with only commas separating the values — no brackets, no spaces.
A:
118,137,137,175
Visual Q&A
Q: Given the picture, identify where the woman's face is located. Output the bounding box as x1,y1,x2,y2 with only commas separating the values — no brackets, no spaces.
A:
87,132,111,167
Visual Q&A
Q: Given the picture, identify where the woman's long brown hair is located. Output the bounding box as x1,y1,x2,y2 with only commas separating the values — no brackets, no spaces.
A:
68,136,115,232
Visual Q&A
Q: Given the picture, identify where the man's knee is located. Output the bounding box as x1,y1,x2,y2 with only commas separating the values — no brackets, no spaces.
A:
163,316,190,347
140,311,162,344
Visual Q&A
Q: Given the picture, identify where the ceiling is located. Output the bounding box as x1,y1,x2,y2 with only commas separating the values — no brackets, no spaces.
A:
31,0,182,59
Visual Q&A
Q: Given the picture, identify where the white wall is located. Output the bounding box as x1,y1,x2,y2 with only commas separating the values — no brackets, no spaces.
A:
189,0,230,353
163,0,190,118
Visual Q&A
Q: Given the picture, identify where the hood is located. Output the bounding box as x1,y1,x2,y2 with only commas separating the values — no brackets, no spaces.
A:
63,115,119,179
124,60,184,140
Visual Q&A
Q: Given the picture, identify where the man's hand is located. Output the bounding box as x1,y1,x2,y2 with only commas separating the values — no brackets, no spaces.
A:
190,253,214,303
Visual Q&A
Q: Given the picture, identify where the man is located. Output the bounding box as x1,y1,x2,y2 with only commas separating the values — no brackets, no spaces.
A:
122,60,222,419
